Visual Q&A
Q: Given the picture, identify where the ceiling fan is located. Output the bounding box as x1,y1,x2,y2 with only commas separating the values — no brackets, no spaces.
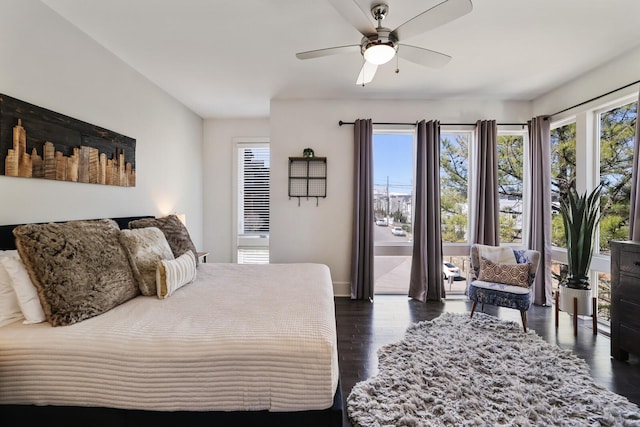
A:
296,0,473,85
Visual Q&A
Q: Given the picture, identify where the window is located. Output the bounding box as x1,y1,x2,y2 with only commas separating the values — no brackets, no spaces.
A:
373,132,414,247
598,100,637,256
372,131,414,295
550,121,577,248
440,132,470,243
372,129,470,296
497,134,524,243
236,141,269,264
549,94,637,328
594,99,637,323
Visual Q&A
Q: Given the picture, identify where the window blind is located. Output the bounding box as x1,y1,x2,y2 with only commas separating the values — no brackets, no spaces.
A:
239,146,270,235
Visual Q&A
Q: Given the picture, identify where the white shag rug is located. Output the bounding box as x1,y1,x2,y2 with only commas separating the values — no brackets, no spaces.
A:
347,312,640,427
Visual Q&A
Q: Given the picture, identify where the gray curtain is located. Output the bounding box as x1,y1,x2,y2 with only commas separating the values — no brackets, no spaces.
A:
351,119,374,300
629,87,640,240
526,116,553,306
471,120,499,245
409,120,444,302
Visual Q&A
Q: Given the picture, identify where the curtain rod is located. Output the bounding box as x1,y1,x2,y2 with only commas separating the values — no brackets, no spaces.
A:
339,79,640,127
338,120,527,127
547,79,640,118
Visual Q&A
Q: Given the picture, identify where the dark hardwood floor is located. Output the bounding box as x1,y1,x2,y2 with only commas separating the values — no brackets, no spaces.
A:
334,295,640,427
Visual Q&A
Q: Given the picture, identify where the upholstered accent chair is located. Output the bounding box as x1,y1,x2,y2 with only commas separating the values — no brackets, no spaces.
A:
468,244,541,332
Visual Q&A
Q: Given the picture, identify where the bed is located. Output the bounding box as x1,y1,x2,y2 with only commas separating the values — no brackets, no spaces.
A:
0,216,342,426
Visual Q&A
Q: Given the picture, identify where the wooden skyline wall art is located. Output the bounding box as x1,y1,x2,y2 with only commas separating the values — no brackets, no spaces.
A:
0,94,136,187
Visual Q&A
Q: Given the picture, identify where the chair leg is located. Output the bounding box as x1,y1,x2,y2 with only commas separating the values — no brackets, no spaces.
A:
470,301,477,318
481,303,485,312
520,311,527,333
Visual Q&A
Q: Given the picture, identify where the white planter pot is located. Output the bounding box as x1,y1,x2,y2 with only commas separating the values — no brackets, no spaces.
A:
558,285,593,316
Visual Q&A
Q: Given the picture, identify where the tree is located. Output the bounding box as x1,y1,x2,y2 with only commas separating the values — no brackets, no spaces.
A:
438,101,637,253
440,134,469,243
392,208,406,224
550,123,577,248
497,135,524,243
599,102,637,254
439,133,525,243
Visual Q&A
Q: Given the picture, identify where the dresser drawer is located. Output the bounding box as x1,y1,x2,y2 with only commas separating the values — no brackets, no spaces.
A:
618,300,640,330
616,274,640,303
619,248,640,277
620,324,640,356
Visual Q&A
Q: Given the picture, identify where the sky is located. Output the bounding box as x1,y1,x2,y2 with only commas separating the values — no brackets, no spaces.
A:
373,133,413,194
373,131,469,194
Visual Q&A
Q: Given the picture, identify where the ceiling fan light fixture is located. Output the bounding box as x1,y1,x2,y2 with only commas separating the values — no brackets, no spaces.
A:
363,42,396,65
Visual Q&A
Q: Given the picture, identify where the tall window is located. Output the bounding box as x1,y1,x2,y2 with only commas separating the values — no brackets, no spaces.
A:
550,122,577,248
549,121,576,293
548,95,637,324
440,132,470,243
237,142,269,264
373,132,414,246
598,101,637,255
372,131,414,295
497,134,524,243
595,100,637,322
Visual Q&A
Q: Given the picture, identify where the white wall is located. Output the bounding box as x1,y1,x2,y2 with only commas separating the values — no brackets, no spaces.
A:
0,1,203,248
533,45,640,119
270,99,532,296
202,118,270,262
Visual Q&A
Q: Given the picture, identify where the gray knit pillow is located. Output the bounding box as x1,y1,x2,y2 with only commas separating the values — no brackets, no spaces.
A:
128,215,199,265
13,219,139,327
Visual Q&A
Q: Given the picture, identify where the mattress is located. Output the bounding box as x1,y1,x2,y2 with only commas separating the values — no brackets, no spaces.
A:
0,263,339,412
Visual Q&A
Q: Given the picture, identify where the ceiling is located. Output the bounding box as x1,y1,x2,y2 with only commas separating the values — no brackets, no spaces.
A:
41,0,640,119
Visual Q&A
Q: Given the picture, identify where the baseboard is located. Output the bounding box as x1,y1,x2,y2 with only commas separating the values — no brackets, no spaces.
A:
333,281,350,297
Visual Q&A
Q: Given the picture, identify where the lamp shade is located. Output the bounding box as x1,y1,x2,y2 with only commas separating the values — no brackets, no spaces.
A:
363,43,396,65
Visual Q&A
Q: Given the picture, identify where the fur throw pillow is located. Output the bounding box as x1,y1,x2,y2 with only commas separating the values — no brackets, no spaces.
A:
128,215,199,266
120,227,175,296
13,219,139,326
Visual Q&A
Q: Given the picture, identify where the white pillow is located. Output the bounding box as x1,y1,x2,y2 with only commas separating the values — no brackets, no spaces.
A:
0,260,24,327
1,254,46,324
476,245,517,265
156,251,197,299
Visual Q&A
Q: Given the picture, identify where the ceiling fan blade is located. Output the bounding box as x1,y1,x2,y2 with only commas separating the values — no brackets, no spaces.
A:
398,44,451,68
296,45,360,60
391,0,473,41
356,61,378,85
326,0,377,37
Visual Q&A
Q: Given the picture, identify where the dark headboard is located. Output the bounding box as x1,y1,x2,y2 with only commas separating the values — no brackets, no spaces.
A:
0,216,154,250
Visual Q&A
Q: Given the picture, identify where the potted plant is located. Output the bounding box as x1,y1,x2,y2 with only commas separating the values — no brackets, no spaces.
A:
557,185,602,314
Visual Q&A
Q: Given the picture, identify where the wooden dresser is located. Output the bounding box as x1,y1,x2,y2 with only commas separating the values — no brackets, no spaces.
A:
610,240,640,360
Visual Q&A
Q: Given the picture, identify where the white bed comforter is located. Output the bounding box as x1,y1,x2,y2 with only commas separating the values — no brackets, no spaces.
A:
0,263,339,412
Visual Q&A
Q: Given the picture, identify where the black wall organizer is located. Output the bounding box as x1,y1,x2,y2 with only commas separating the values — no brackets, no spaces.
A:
288,157,327,206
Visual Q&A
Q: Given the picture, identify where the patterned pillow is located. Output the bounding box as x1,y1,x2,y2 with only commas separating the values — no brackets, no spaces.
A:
478,257,530,288
129,215,199,266
156,251,197,299
13,219,139,326
120,227,175,296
